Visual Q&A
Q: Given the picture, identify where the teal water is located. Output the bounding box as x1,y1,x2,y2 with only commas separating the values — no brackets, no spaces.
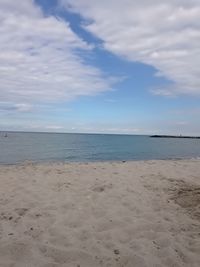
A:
0,132,200,164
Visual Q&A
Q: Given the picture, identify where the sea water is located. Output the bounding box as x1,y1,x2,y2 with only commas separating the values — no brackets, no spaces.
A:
0,132,200,164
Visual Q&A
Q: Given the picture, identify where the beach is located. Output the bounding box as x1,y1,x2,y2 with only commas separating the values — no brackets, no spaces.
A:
0,159,200,267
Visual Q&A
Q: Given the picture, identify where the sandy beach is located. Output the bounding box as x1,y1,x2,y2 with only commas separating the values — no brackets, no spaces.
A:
0,159,200,267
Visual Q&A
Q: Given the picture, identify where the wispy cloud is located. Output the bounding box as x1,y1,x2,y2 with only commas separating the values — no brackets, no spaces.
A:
0,102,32,112
61,0,200,96
0,0,114,114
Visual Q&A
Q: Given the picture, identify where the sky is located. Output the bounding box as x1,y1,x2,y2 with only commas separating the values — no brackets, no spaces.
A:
0,0,200,135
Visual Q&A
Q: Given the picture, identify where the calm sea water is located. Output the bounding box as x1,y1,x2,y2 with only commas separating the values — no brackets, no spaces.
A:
0,132,200,164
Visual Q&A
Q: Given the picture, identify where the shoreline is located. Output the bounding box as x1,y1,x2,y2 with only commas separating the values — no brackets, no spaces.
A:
1,156,200,167
0,159,200,266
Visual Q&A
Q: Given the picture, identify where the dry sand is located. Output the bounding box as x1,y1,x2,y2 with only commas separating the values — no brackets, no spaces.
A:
0,159,200,267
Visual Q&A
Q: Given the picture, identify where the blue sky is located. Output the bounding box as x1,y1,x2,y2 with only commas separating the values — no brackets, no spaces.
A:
0,0,200,135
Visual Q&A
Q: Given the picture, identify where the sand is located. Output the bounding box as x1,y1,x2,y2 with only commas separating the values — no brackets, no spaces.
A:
0,159,200,267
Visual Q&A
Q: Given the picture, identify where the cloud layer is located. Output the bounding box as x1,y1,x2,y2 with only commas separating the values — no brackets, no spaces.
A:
0,0,112,112
61,0,200,95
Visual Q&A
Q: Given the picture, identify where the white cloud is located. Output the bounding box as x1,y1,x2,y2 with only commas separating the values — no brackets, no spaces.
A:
61,0,200,96
41,125,64,130
0,0,113,112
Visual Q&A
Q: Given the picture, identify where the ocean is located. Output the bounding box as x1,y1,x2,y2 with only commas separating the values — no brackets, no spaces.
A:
0,132,200,164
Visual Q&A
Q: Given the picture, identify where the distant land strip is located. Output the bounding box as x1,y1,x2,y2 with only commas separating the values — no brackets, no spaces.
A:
150,135,200,139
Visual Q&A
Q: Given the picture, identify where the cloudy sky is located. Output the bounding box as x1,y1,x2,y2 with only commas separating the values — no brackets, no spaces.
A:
0,0,200,135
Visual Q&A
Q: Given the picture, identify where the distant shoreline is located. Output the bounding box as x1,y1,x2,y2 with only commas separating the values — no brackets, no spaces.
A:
150,135,200,139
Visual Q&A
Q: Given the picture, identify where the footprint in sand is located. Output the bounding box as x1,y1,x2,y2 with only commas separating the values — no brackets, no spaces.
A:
39,245,96,265
91,183,113,193
0,212,13,221
15,208,29,217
